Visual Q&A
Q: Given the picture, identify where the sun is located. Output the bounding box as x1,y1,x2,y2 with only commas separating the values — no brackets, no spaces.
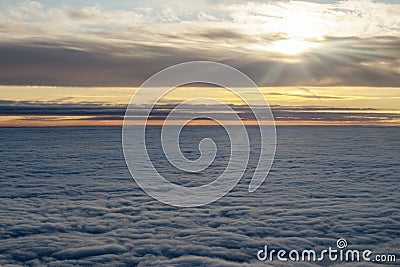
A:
266,39,318,55
251,38,319,56
249,1,326,55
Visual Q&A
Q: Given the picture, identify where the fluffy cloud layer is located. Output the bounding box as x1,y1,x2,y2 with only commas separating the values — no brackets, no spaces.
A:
0,127,399,265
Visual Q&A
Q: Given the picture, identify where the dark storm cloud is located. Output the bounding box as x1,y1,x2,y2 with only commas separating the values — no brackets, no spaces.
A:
0,36,399,87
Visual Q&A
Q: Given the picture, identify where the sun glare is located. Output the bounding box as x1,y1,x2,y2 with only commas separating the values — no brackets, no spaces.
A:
266,39,318,55
251,2,327,55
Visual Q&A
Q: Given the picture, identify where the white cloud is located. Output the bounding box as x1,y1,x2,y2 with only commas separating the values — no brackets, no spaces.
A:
1,0,399,44
225,0,400,38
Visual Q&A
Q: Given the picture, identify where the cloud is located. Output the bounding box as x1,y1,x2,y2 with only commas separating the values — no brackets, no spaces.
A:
3,0,399,39
0,99,398,124
225,0,400,38
0,126,399,265
0,1,399,87
53,245,128,260
0,36,399,87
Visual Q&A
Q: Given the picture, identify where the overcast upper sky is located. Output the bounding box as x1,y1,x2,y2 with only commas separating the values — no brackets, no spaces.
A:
0,0,399,87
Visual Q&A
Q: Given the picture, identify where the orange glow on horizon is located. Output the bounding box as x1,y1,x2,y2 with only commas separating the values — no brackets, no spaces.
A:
0,116,398,127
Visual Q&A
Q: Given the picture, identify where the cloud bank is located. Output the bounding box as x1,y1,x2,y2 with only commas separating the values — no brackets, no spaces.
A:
0,126,399,265
0,99,399,125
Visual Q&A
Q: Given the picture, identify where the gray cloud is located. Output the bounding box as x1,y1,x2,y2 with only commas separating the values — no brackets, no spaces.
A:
0,1,399,87
0,36,399,87
1,99,398,124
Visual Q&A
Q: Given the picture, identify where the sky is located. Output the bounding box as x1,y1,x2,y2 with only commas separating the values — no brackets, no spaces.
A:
0,0,399,126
